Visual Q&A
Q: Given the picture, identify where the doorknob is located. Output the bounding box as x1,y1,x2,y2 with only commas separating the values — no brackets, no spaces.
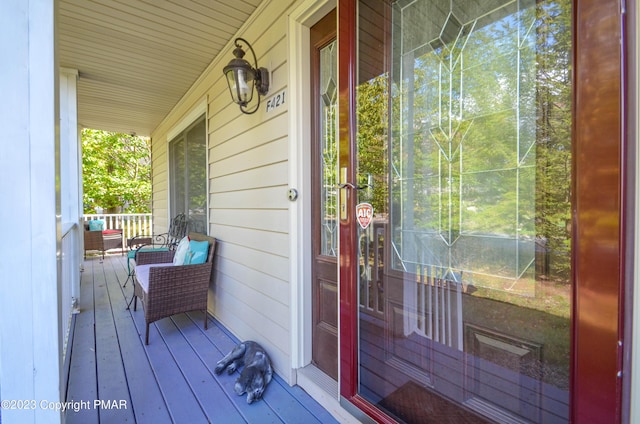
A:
337,174,372,191
337,181,371,190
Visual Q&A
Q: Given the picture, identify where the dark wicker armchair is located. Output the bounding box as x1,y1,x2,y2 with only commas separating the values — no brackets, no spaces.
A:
83,221,124,259
127,213,189,251
132,232,216,344
124,213,189,286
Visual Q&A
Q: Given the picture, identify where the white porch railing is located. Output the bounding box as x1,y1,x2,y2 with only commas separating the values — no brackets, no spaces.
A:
83,213,153,242
61,222,80,365
60,214,152,380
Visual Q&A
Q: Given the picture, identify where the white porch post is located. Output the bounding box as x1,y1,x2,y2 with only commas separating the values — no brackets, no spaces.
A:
60,67,82,310
0,0,62,423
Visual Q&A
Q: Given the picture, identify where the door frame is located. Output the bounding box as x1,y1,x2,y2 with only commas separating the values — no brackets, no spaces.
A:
337,0,627,422
288,0,337,371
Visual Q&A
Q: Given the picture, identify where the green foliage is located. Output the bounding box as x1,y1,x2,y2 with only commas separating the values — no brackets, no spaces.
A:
356,75,389,213
353,0,573,389
535,1,573,280
82,129,151,213
356,0,572,283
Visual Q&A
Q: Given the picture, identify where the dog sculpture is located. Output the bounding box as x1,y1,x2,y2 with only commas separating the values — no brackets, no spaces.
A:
214,341,273,404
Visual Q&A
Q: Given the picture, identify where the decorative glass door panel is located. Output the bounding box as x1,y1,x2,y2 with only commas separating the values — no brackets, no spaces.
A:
312,9,339,380
321,40,339,257
355,0,572,422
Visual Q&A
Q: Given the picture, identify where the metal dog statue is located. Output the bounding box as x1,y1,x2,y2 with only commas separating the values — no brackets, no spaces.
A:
215,340,273,404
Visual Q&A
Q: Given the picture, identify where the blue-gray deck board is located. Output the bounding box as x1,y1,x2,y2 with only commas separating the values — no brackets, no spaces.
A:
65,254,337,424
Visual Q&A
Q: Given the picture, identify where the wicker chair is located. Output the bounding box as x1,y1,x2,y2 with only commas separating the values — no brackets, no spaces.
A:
124,213,189,287
132,232,216,344
83,222,124,259
127,213,189,251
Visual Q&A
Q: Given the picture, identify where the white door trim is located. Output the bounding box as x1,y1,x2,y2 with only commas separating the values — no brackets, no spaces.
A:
288,0,336,370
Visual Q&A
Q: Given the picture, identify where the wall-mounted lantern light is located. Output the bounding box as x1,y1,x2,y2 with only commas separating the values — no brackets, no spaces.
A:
223,38,269,114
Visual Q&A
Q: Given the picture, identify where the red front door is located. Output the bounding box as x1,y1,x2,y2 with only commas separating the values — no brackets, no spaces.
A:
337,0,625,423
311,9,339,380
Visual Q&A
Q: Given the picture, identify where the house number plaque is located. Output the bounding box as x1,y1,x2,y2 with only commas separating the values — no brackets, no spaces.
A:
266,90,286,113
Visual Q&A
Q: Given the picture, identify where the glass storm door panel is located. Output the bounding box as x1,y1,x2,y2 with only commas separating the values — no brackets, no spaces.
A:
355,0,572,422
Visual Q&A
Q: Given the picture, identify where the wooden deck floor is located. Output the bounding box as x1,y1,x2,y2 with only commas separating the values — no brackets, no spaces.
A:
64,253,339,424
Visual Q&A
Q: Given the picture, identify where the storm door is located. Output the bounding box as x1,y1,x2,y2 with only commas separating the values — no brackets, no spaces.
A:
352,0,575,422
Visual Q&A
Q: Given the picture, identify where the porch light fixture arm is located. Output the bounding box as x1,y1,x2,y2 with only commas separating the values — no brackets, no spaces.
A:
223,37,270,115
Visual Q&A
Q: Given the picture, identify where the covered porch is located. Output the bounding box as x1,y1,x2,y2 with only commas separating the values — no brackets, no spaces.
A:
2,0,635,423
66,252,337,423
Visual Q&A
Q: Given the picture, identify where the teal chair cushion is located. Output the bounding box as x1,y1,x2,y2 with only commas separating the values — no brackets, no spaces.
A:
185,240,209,265
89,219,105,231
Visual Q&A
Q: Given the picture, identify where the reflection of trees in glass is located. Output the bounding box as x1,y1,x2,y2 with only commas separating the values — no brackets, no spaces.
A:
535,1,572,281
171,138,186,214
186,123,207,228
388,0,571,285
356,75,388,213
170,117,207,231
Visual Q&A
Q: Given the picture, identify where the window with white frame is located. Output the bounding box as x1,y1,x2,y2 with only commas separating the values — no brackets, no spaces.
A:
169,115,207,233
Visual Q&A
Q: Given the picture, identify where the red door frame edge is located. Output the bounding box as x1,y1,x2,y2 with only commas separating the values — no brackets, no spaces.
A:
337,0,358,401
571,0,624,422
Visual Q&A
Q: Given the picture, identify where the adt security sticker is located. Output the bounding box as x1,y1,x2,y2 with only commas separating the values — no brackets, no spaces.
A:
356,203,373,229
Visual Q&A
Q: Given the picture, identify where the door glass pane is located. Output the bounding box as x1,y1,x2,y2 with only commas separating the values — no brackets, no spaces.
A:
321,40,338,257
356,0,572,422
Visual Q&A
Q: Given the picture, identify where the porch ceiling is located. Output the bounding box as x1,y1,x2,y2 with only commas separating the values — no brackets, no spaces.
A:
58,0,262,137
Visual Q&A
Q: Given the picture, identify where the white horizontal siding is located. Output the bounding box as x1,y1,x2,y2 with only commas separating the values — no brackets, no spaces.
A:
211,275,291,373
215,237,289,281
151,133,169,233
209,110,289,153
212,222,288,257
210,185,289,211
215,264,289,330
212,161,288,193
210,137,288,179
212,209,289,233
151,0,301,382
216,249,290,304
207,0,298,382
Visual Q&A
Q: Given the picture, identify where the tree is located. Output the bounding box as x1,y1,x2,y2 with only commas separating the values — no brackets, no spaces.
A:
82,129,151,213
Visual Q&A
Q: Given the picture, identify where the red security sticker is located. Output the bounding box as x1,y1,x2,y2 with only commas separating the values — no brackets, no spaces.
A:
356,203,373,229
